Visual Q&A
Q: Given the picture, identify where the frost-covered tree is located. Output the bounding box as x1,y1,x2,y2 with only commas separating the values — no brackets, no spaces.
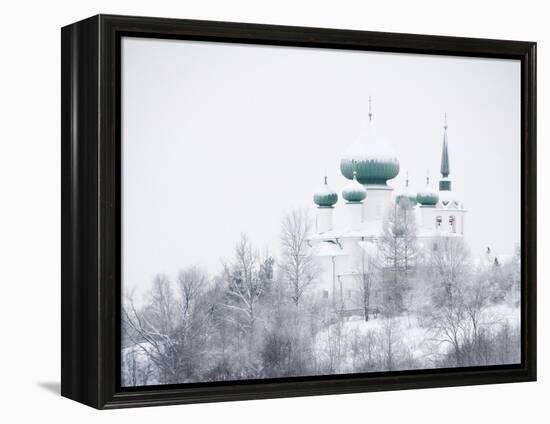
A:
429,236,470,306
355,249,377,321
177,266,207,320
222,234,266,333
122,271,209,384
218,234,275,378
280,209,318,306
325,319,346,373
424,237,522,367
122,345,153,386
481,245,521,305
378,201,418,313
120,220,521,384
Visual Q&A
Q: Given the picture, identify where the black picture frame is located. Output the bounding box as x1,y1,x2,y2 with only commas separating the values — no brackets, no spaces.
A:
61,14,537,409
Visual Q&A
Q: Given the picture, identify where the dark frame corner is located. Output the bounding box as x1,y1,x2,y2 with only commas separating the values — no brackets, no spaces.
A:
61,14,536,409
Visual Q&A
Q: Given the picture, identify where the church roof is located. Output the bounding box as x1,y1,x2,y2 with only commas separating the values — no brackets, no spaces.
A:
311,240,347,257
395,172,417,206
342,171,368,203
417,175,439,206
313,176,338,207
340,98,400,185
340,135,400,185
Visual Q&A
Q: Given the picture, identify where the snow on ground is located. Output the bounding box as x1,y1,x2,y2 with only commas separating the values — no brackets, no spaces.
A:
484,303,521,328
314,302,520,372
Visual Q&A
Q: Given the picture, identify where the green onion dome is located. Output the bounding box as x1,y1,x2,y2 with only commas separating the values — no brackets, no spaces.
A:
340,126,400,185
342,171,367,203
416,183,439,206
395,174,417,206
396,190,417,206
313,176,338,207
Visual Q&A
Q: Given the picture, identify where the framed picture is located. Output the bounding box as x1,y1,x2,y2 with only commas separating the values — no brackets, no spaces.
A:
61,14,536,409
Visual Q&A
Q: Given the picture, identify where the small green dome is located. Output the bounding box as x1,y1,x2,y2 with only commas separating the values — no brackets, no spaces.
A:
314,177,338,207
416,188,439,206
396,192,417,206
340,133,400,185
342,171,367,203
395,175,417,206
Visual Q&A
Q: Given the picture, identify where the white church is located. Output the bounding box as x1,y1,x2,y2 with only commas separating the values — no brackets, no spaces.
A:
308,107,466,312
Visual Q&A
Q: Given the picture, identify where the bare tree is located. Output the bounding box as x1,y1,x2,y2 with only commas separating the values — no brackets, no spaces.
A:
426,239,501,367
325,319,346,373
429,278,497,367
428,283,467,366
426,238,470,366
349,329,378,372
122,271,209,384
400,201,417,277
429,236,470,306
122,346,153,386
177,266,206,319
378,202,418,313
381,318,398,371
464,279,491,359
122,275,180,383
356,249,377,321
222,234,264,333
280,209,318,306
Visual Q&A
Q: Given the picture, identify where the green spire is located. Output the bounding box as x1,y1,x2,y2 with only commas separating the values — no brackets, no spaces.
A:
440,113,450,178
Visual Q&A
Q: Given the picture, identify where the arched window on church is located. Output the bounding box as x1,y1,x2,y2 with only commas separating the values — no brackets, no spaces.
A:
449,215,456,233
436,216,442,228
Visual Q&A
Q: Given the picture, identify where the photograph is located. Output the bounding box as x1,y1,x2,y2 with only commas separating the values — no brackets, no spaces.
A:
120,36,522,387
0,0,543,419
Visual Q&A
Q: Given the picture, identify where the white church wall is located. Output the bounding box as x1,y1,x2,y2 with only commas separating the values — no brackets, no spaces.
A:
420,206,438,231
363,185,393,222
315,207,334,233
344,203,363,231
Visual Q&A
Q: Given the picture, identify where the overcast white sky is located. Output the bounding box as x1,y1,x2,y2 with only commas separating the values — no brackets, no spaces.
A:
122,37,520,295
